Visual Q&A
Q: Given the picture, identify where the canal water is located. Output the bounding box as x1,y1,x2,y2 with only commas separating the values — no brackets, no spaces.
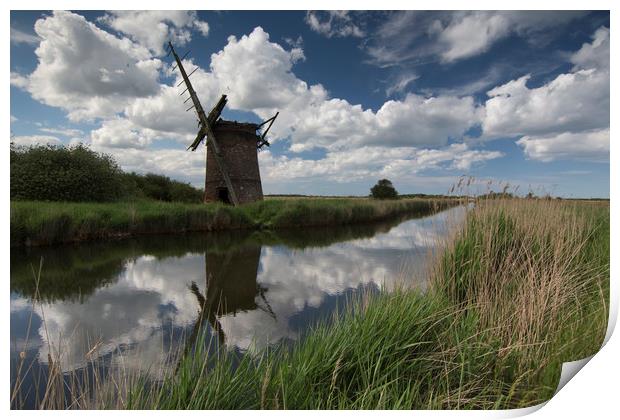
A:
10,206,464,408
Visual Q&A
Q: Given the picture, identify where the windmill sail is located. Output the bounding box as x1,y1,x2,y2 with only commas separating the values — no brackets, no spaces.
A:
168,42,240,206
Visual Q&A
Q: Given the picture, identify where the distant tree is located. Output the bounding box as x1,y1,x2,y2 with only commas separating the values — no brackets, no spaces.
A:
370,179,398,199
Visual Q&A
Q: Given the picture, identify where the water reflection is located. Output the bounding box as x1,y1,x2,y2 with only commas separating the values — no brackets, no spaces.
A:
10,206,464,407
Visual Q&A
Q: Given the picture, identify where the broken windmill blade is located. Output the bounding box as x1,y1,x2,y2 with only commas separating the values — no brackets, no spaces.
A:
188,95,228,151
256,111,279,149
171,50,191,71
167,41,239,206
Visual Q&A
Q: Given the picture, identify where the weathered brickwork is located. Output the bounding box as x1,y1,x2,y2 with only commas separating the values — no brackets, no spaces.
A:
204,120,264,204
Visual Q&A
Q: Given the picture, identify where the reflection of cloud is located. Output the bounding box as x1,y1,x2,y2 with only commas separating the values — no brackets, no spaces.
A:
11,297,31,313
33,255,206,372
220,207,466,352
12,207,463,376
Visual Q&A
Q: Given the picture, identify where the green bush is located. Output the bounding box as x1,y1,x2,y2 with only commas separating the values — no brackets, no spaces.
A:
121,172,203,203
10,143,124,202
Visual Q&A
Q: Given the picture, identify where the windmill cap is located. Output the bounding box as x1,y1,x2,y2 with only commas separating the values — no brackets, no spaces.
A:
213,119,260,133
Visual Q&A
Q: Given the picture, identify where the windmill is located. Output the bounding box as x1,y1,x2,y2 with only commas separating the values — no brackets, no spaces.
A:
167,42,278,206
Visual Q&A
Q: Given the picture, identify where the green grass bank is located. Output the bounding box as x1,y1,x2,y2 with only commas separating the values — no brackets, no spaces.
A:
121,198,609,410
10,198,452,247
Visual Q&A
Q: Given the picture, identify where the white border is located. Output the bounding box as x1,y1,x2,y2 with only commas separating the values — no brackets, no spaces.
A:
3,1,617,418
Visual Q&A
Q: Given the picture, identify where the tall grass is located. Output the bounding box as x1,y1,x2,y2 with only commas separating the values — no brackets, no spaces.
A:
12,198,609,409
11,198,450,247
431,198,609,401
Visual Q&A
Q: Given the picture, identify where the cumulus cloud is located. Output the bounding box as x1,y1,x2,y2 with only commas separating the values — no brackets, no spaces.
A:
10,72,29,89
305,11,364,38
10,26,40,45
259,143,502,183
517,128,609,162
210,28,309,111
25,11,161,121
91,143,205,182
99,11,209,55
482,26,609,161
482,70,609,138
109,27,480,156
206,28,481,152
570,26,610,72
90,118,156,149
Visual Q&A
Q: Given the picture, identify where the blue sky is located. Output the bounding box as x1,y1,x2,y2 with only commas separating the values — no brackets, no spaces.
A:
10,10,610,198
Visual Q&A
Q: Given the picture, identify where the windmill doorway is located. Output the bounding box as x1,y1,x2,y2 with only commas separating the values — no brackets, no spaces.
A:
216,187,231,204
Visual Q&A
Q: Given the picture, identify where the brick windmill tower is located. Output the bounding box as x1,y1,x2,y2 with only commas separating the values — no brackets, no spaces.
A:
167,42,278,205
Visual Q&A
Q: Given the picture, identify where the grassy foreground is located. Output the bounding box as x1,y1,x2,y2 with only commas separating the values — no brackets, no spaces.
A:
10,198,450,247
122,198,609,410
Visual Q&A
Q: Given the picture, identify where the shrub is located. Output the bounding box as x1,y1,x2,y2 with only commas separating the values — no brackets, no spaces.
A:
10,143,124,202
370,179,398,199
121,172,203,203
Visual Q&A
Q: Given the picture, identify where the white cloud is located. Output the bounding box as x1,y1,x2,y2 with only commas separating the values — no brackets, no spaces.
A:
112,27,480,154
434,12,511,63
570,26,610,72
10,26,40,45
385,73,419,96
517,128,609,162
10,72,29,89
206,28,481,152
91,118,162,149
123,82,207,137
99,11,209,55
482,69,609,138
11,135,63,147
259,143,502,183
483,27,609,139
366,11,585,67
481,27,609,162
39,127,84,137
25,11,161,121
11,115,18,123
88,141,205,182
193,20,210,37
305,11,364,38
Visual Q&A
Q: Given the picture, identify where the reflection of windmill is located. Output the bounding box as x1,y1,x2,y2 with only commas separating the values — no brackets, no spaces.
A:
167,42,279,206
179,245,275,364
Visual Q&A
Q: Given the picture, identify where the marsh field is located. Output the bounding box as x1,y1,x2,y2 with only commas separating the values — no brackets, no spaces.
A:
10,197,609,409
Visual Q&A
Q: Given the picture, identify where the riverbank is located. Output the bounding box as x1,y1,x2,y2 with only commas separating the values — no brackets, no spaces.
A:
10,198,453,247
125,198,608,409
